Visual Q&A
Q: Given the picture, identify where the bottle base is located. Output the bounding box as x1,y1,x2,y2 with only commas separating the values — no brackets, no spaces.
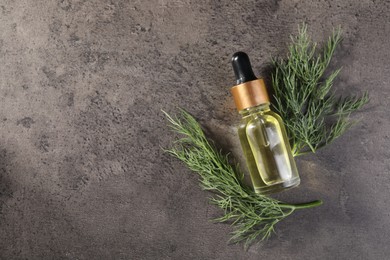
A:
254,177,300,195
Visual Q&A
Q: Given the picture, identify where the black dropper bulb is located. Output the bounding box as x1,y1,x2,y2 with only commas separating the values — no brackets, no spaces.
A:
231,51,257,85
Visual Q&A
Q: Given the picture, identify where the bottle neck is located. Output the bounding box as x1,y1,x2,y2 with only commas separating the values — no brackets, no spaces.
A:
239,103,270,117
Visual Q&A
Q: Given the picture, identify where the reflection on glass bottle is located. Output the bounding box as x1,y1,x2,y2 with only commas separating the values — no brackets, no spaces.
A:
231,52,300,194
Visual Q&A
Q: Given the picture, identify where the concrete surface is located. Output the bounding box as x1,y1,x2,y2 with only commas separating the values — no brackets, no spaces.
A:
0,0,389,259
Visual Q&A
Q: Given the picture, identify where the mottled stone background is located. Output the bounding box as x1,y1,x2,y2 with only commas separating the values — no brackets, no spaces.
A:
0,0,389,259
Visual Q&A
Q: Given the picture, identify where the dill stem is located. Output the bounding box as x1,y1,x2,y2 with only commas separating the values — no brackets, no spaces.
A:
279,200,323,210
306,142,316,153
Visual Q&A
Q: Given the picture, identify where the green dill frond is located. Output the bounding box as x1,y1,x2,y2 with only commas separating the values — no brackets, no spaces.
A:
335,92,369,115
163,109,322,248
272,24,369,156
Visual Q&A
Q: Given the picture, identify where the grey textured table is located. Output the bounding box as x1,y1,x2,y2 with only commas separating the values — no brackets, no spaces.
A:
0,1,389,259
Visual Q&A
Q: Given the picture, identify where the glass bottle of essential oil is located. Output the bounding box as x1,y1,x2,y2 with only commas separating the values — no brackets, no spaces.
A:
230,52,300,194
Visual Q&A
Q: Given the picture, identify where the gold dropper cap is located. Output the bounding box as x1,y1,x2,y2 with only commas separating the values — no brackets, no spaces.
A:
231,78,269,111
230,52,269,111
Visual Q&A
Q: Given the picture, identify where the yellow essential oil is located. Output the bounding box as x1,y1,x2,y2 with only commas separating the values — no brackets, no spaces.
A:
231,52,300,194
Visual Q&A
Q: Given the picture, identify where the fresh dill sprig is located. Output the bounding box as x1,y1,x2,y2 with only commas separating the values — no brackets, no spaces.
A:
272,24,369,156
163,109,322,248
